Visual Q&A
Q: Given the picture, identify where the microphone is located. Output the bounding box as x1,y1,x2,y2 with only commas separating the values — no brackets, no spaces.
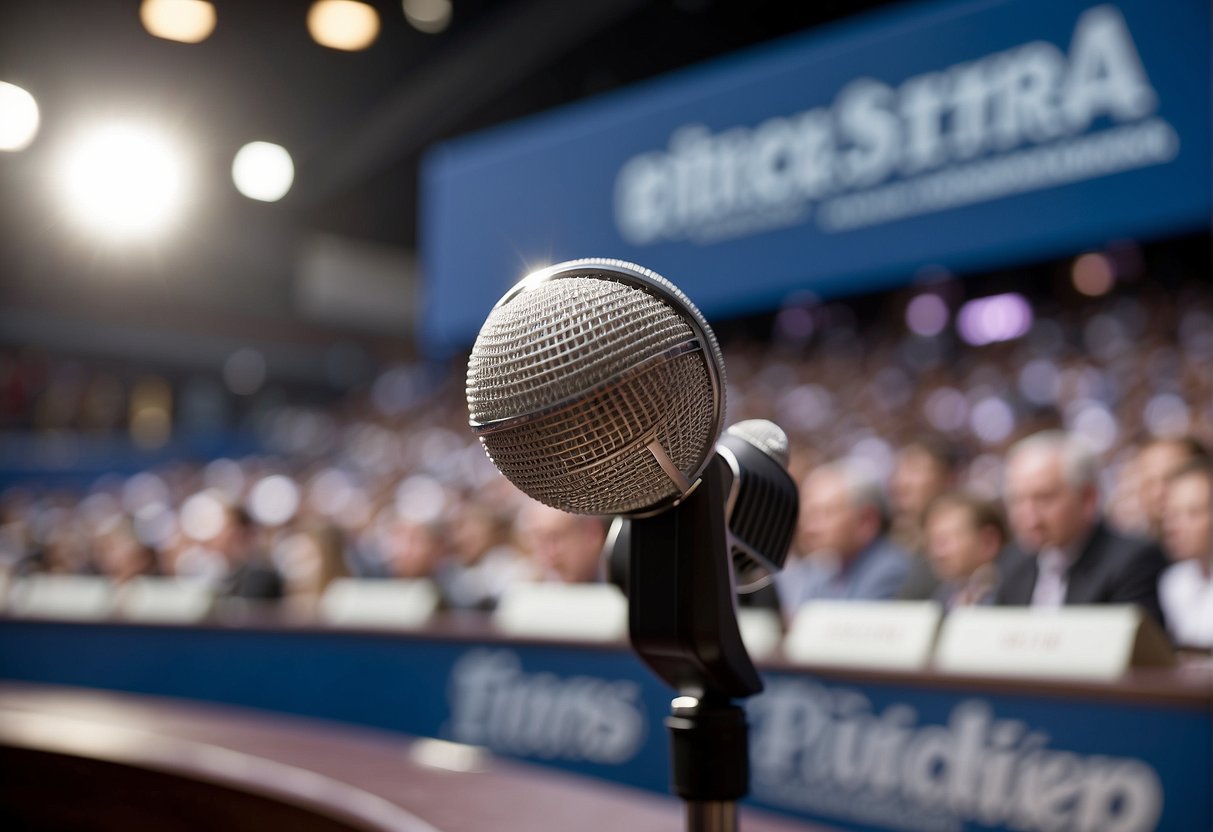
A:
466,258,726,517
468,259,789,822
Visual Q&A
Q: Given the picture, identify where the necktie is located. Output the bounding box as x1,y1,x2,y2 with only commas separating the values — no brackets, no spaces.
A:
1031,549,1068,607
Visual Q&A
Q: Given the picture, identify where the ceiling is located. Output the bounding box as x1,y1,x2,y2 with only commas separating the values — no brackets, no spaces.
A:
0,0,892,364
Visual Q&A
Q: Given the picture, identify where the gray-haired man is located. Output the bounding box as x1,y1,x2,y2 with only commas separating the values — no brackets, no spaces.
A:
996,430,1166,628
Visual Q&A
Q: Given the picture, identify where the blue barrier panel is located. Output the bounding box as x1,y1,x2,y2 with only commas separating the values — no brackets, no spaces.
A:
0,619,1208,831
421,0,1212,352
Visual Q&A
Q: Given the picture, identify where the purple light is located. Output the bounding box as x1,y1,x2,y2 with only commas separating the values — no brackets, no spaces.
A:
905,293,949,337
957,293,1033,346
774,305,815,342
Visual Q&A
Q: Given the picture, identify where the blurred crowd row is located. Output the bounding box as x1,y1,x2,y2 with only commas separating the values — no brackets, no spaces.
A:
1,278,1210,647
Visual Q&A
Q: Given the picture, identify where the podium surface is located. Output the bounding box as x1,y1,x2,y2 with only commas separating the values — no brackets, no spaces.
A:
0,682,814,832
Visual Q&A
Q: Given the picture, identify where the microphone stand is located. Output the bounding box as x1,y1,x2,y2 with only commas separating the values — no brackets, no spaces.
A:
626,455,762,832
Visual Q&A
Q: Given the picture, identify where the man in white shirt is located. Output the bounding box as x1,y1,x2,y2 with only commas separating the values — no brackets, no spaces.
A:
1159,460,1213,648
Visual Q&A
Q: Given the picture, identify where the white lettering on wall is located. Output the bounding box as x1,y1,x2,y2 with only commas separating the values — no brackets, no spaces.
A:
614,5,1175,245
446,649,646,764
747,678,1164,832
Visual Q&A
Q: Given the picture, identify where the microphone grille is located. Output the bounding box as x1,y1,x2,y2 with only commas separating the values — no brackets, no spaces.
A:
467,260,725,516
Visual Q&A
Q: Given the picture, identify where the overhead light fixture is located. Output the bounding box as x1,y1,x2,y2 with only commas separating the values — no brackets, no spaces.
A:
308,0,380,51
140,0,217,44
0,81,40,151
57,122,190,241
232,141,295,202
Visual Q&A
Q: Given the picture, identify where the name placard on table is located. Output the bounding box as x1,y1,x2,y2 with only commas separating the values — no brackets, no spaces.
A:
494,583,628,642
320,578,441,629
934,605,1175,680
784,601,942,670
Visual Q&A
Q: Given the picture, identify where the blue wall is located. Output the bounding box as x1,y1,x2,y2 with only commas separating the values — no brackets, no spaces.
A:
421,0,1211,352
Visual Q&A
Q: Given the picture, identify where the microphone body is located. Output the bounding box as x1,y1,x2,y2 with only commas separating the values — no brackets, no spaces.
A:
716,420,798,591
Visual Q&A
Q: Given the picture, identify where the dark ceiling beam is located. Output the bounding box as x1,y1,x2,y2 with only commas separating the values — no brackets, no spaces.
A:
302,0,649,203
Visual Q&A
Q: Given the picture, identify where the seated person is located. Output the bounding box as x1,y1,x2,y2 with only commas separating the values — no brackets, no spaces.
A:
776,459,910,614
216,506,283,601
516,501,607,584
996,431,1166,627
922,491,1011,609
1135,436,1210,542
436,498,529,610
1159,460,1213,648
890,435,961,600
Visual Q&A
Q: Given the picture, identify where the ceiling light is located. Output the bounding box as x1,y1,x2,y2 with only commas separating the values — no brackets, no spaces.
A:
232,141,295,202
0,81,40,151
140,0,217,44
308,0,380,51
57,122,190,241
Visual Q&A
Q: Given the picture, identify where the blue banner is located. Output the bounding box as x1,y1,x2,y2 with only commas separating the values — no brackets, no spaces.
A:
1,620,1209,831
421,0,1211,352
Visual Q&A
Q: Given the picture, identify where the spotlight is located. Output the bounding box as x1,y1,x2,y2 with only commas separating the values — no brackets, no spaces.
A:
0,81,40,151
232,141,294,202
57,123,189,241
308,0,380,51
140,0,217,44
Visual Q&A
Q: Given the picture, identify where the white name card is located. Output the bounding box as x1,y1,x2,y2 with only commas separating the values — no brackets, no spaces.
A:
784,601,942,670
494,583,627,642
8,575,115,620
737,607,783,660
319,578,440,629
933,605,1174,680
118,578,215,623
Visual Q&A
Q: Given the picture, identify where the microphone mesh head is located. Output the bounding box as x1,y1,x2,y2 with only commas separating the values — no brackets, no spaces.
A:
467,260,725,516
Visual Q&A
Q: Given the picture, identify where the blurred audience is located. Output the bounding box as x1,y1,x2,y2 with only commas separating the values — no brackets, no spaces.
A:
996,430,1166,626
515,501,606,584
216,506,284,601
776,460,910,613
94,516,158,585
435,498,529,610
0,278,1209,654
278,525,348,611
1134,437,1211,543
890,436,960,553
921,491,1012,609
890,435,960,600
1159,460,1213,648
383,515,446,581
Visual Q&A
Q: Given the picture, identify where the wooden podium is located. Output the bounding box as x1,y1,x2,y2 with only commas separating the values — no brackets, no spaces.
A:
0,684,815,832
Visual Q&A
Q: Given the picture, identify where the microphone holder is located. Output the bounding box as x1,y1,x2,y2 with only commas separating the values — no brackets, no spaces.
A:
627,455,762,832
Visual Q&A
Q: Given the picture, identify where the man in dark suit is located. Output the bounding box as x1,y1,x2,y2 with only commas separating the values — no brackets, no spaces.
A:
995,430,1166,627
217,506,284,601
